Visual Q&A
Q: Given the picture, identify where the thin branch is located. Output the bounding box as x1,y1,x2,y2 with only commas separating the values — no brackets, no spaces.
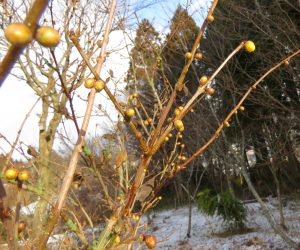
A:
123,0,221,216
69,35,148,152
149,42,245,156
149,0,219,148
0,0,50,86
178,49,300,171
36,1,117,248
2,98,40,173
177,0,219,91
50,50,80,134
149,50,300,202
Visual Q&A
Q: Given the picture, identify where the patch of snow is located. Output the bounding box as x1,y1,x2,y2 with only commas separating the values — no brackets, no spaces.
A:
139,199,300,249
20,201,37,215
32,198,299,249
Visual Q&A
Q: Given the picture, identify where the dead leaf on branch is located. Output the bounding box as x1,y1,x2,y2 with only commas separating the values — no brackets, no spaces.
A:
115,149,128,169
109,69,114,78
136,176,156,203
119,102,128,108
102,133,115,140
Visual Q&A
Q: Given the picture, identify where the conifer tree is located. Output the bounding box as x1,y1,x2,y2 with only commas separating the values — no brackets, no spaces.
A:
126,19,161,112
161,5,201,96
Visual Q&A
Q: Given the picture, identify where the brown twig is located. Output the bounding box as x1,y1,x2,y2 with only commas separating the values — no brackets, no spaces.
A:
36,1,117,248
124,154,152,215
2,98,40,173
0,0,50,86
0,190,14,249
176,0,219,91
123,0,221,216
90,155,113,208
149,43,245,156
69,37,148,152
149,0,219,148
179,49,300,170
0,98,39,250
152,50,300,198
50,50,80,134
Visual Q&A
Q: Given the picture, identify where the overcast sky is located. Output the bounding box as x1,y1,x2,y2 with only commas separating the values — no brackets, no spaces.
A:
0,0,210,159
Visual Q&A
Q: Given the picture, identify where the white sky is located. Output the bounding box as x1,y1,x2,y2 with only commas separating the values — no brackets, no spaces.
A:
0,29,135,158
0,0,210,159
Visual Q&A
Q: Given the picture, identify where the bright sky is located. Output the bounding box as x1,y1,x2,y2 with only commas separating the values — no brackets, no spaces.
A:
130,0,209,31
0,0,210,159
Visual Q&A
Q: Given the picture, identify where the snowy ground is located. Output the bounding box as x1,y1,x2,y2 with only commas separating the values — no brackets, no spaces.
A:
10,197,300,249
141,198,300,249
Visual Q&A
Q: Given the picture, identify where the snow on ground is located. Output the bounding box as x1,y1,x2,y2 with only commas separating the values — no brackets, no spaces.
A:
17,198,300,249
20,201,37,215
141,198,300,249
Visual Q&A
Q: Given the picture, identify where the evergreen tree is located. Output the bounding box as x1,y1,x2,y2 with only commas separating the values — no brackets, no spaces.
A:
126,19,161,112
161,5,201,96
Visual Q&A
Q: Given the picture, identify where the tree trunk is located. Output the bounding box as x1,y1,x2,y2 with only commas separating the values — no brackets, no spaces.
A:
186,189,192,238
32,143,52,240
277,169,286,229
270,165,286,228
32,98,65,241
241,164,298,248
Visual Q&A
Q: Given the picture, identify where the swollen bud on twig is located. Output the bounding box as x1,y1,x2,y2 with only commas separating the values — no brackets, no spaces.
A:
18,170,30,182
207,15,214,23
205,87,215,95
4,23,32,46
84,78,95,89
94,79,105,92
174,120,184,131
18,221,27,234
224,121,230,127
174,108,181,116
129,94,134,101
244,41,256,53
125,108,135,121
185,52,193,60
114,235,121,245
5,168,18,180
144,235,157,249
199,76,208,86
195,53,203,60
132,214,140,221
36,26,60,48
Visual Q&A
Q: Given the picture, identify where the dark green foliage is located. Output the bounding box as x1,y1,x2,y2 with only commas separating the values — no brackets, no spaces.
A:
197,189,217,215
161,5,201,95
126,19,161,111
197,189,246,230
